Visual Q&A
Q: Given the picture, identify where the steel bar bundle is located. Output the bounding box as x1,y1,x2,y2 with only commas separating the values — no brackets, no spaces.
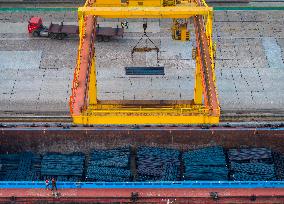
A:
86,147,132,182
273,152,284,180
41,153,85,181
0,153,41,181
136,146,180,181
232,172,276,181
228,148,272,162
90,147,130,160
0,154,20,181
183,146,228,180
231,162,275,175
228,148,276,181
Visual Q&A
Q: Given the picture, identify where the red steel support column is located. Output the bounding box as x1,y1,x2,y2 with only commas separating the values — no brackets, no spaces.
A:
194,15,219,115
70,16,96,116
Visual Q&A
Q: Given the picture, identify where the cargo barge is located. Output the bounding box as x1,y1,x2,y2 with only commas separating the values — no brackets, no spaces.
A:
1,124,284,203
1,0,284,203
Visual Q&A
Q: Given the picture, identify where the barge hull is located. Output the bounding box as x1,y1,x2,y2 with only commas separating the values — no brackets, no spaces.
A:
1,188,284,203
1,127,284,154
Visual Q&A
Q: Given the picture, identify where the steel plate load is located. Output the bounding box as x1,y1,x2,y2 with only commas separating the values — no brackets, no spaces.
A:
182,146,228,180
86,147,132,182
136,146,181,181
41,153,85,181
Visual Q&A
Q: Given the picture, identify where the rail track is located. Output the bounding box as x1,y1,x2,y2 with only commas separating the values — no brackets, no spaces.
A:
221,113,284,122
0,114,283,125
0,116,72,123
0,1,284,9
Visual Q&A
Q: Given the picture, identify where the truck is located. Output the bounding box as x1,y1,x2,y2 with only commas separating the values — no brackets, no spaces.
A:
27,17,124,41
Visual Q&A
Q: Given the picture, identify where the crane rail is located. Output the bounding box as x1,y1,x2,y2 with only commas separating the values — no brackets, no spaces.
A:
0,114,283,123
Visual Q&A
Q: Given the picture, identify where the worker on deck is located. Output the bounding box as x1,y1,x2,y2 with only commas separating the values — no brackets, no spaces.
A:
51,178,57,191
45,179,50,190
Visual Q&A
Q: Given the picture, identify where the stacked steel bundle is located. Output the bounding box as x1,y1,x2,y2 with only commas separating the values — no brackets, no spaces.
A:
41,153,85,181
183,146,228,180
29,154,42,180
86,147,132,182
0,152,41,181
0,154,20,181
273,152,284,180
136,146,180,181
228,148,276,181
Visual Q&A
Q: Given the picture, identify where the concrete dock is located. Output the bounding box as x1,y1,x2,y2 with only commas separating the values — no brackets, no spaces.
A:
0,10,283,117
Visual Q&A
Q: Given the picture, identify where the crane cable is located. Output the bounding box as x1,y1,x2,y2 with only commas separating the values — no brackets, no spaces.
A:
131,21,159,62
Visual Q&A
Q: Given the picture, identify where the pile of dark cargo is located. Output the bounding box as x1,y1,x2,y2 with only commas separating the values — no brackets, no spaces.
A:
1,146,284,182
86,147,132,182
136,146,181,181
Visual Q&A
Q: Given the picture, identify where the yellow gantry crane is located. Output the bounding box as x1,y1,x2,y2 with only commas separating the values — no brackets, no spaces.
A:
69,0,220,125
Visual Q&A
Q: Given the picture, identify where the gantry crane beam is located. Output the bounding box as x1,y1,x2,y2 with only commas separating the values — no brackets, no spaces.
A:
78,6,212,19
70,1,220,125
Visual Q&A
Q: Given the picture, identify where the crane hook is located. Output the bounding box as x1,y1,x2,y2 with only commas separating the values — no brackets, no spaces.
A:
143,22,147,34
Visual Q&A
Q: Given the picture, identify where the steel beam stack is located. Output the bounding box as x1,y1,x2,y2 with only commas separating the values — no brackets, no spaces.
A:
136,146,180,181
228,148,276,181
86,147,132,181
183,146,228,180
